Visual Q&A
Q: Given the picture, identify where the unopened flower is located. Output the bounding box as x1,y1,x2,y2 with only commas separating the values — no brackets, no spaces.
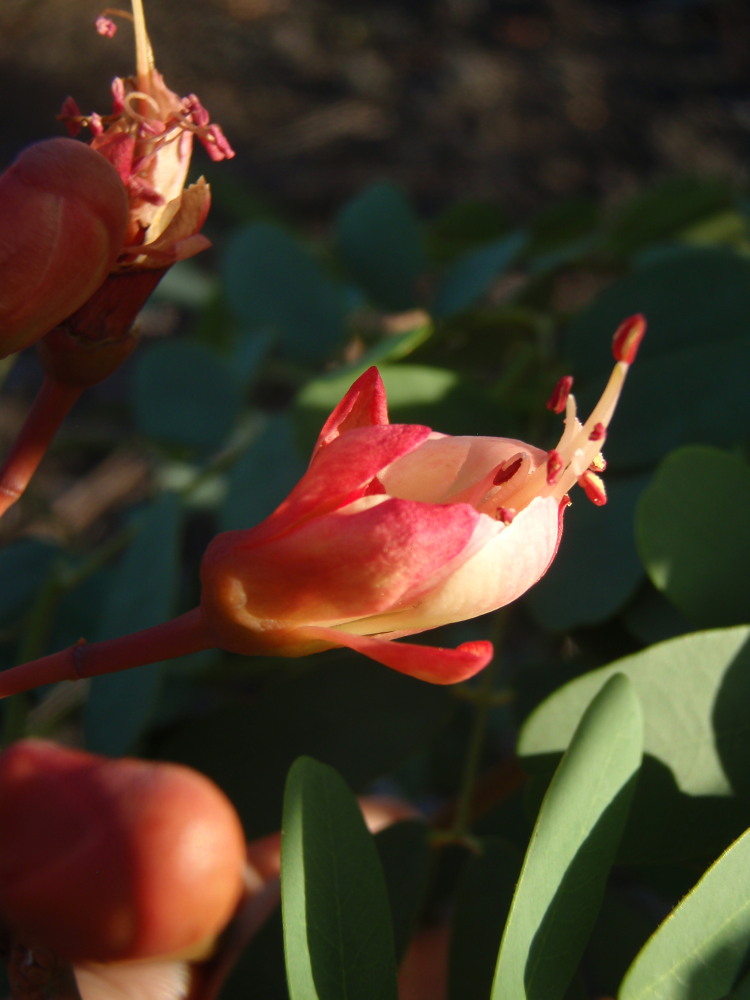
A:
0,740,246,964
0,138,128,359
199,317,645,683
60,0,234,271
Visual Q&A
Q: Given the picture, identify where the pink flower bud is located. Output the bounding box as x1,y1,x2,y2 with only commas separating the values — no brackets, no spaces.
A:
0,740,246,963
0,138,129,358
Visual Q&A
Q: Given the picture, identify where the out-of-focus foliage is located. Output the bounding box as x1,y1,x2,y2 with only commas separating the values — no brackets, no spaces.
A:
3,170,750,999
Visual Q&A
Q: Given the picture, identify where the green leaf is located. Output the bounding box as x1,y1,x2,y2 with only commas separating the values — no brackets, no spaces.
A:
606,175,735,257
526,473,648,630
84,493,182,755
0,540,59,625
619,825,750,999
449,838,520,1000
336,183,426,311
564,247,750,379
491,675,643,1000
223,223,347,365
133,340,243,454
294,363,500,454
220,414,306,532
433,231,527,319
282,757,398,1000
636,446,750,628
518,626,750,864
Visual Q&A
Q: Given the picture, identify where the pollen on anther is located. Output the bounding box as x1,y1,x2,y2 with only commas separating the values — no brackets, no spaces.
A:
579,471,607,506
546,375,574,414
493,455,524,486
546,450,564,486
612,314,647,365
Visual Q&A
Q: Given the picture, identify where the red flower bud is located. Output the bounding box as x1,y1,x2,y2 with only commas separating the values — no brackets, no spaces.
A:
0,740,246,963
0,139,128,358
200,335,642,684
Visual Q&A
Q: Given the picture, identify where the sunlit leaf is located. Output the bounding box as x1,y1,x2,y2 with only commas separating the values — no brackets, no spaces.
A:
492,675,643,1000
282,757,398,1000
620,826,750,999
636,446,750,628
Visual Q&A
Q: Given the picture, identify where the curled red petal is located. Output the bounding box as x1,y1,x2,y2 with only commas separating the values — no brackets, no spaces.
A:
314,367,390,452
302,626,494,684
253,423,432,543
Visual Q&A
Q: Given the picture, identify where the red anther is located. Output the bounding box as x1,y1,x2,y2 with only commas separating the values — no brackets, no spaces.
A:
589,422,606,442
612,314,647,364
546,449,564,486
497,507,516,524
589,452,607,473
546,375,574,414
579,471,607,506
493,455,523,486
95,15,117,37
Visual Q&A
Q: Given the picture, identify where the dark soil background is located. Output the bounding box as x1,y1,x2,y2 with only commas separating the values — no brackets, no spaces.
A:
1,0,748,224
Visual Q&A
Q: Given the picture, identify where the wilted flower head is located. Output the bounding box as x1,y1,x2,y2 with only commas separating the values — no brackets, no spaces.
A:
60,0,234,270
199,317,645,684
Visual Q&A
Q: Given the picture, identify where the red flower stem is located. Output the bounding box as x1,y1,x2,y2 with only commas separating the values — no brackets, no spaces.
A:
0,375,83,517
0,607,215,700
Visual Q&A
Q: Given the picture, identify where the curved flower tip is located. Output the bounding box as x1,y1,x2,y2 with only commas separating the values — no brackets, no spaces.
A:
0,740,246,964
0,138,128,358
315,366,390,452
60,0,234,271
304,627,494,684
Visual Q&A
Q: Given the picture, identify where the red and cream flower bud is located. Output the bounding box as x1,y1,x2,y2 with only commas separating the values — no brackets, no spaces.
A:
0,740,246,964
0,138,128,358
199,319,644,685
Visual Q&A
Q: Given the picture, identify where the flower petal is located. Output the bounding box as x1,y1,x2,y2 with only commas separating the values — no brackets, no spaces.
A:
335,496,563,634
301,626,493,684
202,497,484,630
314,366,390,453
250,423,432,543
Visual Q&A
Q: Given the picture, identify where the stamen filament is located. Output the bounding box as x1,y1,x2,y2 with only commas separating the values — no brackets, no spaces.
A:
497,317,642,514
131,0,154,89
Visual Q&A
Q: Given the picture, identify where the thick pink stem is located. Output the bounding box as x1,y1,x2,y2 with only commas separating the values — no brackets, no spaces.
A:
0,375,83,516
0,607,215,699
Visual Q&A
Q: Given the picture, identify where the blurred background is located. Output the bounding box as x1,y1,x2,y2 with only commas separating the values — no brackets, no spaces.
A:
1,0,748,222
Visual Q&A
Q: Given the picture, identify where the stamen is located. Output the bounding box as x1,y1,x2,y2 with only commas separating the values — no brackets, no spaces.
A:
493,455,524,486
546,450,564,486
546,375,574,414
589,452,606,473
486,316,646,514
124,90,161,124
497,507,516,524
130,0,155,88
579,471,607,506
612,314,646,365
